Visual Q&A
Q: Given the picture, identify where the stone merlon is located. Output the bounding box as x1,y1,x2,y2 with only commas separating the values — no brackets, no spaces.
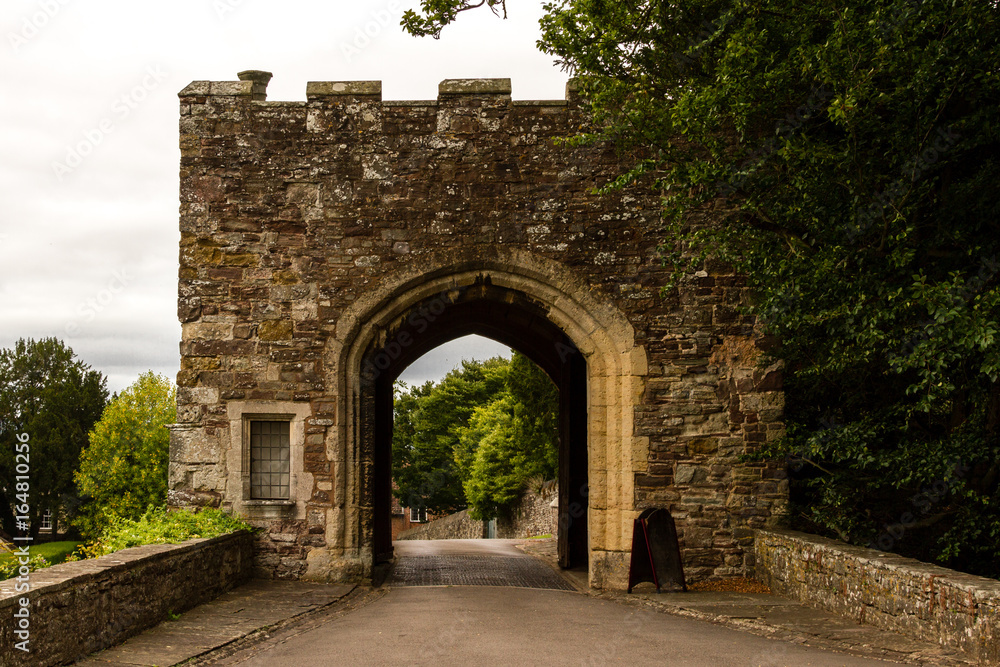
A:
179,73,577,106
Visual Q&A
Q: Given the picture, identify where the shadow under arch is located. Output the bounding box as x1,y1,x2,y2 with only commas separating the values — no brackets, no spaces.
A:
329,248,648,586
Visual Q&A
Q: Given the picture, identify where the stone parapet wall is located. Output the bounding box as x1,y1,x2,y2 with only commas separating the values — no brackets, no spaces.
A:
398,509,485,541
0,531,253,667
754,528,1000,665
399,487,559,542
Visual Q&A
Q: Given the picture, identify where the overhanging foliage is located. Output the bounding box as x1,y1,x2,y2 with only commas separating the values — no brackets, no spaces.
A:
405,0,1000,576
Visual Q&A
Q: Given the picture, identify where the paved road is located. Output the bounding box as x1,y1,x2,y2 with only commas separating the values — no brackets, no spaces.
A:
218,540,897,667
386,538,575,589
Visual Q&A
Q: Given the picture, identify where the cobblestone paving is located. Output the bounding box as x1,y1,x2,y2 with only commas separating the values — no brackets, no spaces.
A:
387,554,576,590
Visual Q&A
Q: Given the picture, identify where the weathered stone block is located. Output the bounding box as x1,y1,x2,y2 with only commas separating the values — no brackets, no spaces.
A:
306,80,382,98
258,320,293,341
686,437,719,455
674,464,709,485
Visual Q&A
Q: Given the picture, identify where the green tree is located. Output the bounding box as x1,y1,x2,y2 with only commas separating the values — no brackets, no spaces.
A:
405,1,1000,575
458,352,559,519
392,358,509,513
391,380,436,509
74,372,176,539
0,338,107,538
504,352,559,476
460,395,524,520
392,353,558,517
454,352,559,519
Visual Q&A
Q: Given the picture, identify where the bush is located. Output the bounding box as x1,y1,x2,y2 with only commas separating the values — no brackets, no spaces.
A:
0,553,49,581
75,372,175,538
71,507,253,560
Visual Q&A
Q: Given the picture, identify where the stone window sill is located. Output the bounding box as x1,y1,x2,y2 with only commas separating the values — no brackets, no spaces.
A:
243,499,296,519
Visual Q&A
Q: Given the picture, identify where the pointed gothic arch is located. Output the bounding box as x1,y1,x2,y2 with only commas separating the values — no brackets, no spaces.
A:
321,248,648,586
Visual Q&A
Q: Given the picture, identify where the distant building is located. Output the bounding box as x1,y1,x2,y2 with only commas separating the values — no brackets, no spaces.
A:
389,487,431,540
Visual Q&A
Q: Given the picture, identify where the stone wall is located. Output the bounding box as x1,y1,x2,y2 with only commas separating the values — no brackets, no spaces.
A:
0,531,253,667
497,485,558,539
399,486,559,542
171,72,787,588
397,509,485,541
755,528,1000,665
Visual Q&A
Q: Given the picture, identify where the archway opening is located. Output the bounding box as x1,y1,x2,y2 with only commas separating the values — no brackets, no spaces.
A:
359,279,589,570
389,335,513,539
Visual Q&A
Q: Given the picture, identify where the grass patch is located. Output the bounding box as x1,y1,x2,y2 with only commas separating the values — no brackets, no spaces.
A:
0,541,82,566
0,542,68,580
36,541,83,564
29,541,83,565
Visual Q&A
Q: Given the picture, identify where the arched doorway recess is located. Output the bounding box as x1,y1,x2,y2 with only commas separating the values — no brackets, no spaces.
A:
329,249,648,587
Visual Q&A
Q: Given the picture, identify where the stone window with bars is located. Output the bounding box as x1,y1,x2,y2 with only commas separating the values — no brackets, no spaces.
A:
249,420,290,500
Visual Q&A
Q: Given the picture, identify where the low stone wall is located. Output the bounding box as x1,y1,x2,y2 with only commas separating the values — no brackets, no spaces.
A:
398,509,485,541
0,531,253,667
398,487,558,542
497,486,558,539
755,528,1000,665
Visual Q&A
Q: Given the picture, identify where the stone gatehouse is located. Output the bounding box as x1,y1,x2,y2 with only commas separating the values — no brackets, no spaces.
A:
169,71,787,589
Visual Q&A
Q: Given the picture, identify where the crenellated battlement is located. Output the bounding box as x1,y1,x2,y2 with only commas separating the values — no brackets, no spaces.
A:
177,71,587,171
178,71,577,108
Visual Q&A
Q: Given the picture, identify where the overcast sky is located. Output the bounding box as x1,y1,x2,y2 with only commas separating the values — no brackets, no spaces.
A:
0,0,566,393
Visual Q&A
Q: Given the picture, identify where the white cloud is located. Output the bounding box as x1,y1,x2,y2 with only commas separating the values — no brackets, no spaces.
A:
0,0,566,394
398,336,513,389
